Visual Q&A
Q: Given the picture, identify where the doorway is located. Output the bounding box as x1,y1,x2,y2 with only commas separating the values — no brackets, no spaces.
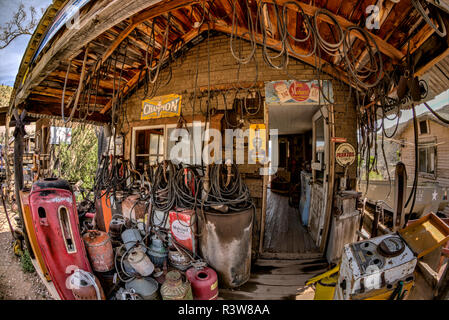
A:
261,103,331,258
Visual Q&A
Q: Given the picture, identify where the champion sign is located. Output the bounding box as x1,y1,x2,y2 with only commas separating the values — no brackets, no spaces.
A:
141,94,181,120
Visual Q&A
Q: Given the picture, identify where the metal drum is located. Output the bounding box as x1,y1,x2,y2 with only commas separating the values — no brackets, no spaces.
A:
198,208,253,288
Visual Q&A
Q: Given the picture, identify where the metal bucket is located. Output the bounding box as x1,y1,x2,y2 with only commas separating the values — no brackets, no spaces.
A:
198,208,254,288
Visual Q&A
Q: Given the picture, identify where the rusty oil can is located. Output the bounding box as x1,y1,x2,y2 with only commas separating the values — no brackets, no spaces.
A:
160,270,193,300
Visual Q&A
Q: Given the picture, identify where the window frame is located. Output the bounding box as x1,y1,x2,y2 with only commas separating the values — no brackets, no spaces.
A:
418,119,430,136
131,122,205,170
417,138,437,179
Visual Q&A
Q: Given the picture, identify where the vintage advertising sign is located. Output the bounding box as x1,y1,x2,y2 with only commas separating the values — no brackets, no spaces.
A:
141,94,181,120
249,124,267,163
265,80,333,105
331,137,347,143
335,143,356,167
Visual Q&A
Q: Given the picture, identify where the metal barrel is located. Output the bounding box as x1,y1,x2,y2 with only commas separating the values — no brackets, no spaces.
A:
198,208,254,288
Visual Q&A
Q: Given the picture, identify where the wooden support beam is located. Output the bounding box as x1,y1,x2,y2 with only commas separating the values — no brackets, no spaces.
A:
213,21,351,85
64,1,199,116
14,0,170,108
100,24,207,114
415,47,449,77
263,0,405,61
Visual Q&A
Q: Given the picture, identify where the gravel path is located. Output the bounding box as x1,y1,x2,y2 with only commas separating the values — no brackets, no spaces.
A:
0,205,52,300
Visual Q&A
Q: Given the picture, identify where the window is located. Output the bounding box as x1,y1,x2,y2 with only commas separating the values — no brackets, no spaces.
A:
166,124,205,165
132,123,205,173
134,128,165,172
58,206,76,254
418,144,436,176
419,120,429,135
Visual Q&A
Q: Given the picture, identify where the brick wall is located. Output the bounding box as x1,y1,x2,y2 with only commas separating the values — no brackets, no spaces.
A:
120,32,358,256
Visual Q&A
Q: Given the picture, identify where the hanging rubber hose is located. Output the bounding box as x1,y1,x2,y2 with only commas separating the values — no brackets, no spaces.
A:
412,0,447,37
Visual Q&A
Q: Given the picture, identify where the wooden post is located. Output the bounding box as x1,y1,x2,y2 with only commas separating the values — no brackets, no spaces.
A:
4,112,11,200
12,109,34,258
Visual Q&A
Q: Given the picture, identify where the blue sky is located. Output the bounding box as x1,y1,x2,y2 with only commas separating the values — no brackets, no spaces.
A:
382,89,449,129
0,0,52,86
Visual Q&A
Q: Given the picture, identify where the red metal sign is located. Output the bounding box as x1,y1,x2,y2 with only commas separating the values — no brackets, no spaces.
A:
331,137,347,143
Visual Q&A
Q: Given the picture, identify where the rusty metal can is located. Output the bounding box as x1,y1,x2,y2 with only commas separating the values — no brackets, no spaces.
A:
127,247,154,276
109,215,125,239
168,248,191,271
161,270,193,300
83,230,114,272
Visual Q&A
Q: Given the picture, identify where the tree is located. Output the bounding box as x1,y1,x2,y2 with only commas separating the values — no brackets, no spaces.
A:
0,3,42,50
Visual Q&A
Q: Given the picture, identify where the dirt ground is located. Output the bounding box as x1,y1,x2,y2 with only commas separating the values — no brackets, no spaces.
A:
0,206,52,300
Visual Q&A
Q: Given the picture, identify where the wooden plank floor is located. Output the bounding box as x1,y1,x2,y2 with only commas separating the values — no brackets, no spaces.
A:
263,190,318,254
219,258,329,300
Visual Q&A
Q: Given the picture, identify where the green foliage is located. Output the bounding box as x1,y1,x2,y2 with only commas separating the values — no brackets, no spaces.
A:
53,124,98,190
20,249,35,273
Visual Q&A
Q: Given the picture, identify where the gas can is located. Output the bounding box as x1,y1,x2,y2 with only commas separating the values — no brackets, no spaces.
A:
29,178,92,300
169,208,196,254
186,267,218,300
109,215,125,239
127,247,154,276
121,194,147,221
168,248,191,271
68,269,105,300
161,270,193,300
147,235,168,267
83,230,114,272
121,228,145,252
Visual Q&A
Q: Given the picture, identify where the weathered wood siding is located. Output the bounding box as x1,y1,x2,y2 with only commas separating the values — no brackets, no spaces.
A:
399,119,449,187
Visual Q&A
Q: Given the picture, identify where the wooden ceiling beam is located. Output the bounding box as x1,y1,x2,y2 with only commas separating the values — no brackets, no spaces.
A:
263,0,405,61
213,21,352,85
100,24,207,114
62,1,198,115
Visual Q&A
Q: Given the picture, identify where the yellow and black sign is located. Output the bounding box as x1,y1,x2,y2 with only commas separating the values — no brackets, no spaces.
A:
141,94,182,120
249,124,267,163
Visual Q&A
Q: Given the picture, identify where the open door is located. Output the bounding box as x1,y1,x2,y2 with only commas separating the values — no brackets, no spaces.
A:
309,107,330,248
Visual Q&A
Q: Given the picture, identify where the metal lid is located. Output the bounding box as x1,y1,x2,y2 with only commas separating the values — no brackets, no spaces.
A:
83,230,111,247
165,270,182,285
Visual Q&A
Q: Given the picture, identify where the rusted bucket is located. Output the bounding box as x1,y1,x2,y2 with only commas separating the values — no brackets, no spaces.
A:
198,208,254,288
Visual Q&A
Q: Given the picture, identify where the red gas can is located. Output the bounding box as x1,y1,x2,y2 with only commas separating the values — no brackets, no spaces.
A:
169,208,197,254
186,267,218,300
29,178,92,300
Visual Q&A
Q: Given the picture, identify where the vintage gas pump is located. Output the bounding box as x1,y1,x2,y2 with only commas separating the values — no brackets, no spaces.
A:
334,213,449,300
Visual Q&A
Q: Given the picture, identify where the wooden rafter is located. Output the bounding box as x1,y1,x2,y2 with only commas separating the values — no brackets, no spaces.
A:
100,23,209,114
262,0,405,61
